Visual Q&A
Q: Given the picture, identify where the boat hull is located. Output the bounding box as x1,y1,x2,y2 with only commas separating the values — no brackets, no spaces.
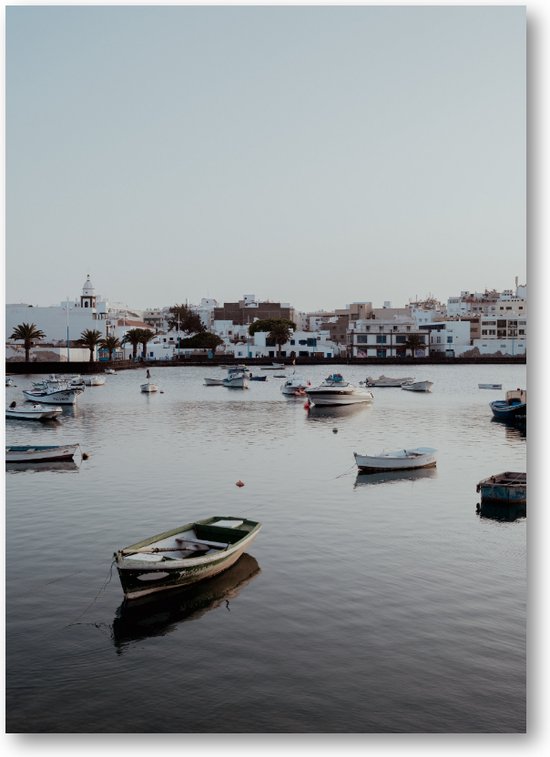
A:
115,516,262,600
490,400,526,423
22,389,79,405
204,378,224,386
476,472,526,505
141,383,159,393
305,390,373,406
365,376,414,387
354,448,437,472
6,405,63,420
6,444,80,463
223,376,249,389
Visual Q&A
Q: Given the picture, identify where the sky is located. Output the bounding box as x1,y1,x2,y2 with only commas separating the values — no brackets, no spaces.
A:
5,3,527,313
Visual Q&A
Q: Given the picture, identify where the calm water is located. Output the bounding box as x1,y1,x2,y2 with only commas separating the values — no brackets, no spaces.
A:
5,363,526,733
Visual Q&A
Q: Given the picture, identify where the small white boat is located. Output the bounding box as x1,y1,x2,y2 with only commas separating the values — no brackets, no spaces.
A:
141,382,159,393
6,402,63,421
6,443,81,463
6,377,16,387
364,375,414,387
104,368,117,375
354,447,437,472
281,377,308,396
114,515,262,601
83,375,106,386
22,384,83,405
478,383,502,390
204,377,225,386
305,374,374,406
401,380,433,393
223,370,249,389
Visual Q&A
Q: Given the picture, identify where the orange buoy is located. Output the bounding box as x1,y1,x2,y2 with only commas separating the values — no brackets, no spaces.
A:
235,480,245,487
304,400,311,410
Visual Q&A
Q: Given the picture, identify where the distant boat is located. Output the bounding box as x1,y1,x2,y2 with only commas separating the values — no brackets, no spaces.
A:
204,377,224,386
365,375,414,387
476,471,526,506
104,368,116,375
22,384,82,405
281,376,308,396
353,447,437,473
261,363,285,371
305,374,374,406
5,377,16,387
6,402,63,421
83,375,106,386
478,383,502,390
6,443,80,464
249,375,267,381
141,382,159,393
401,380,433,393
114,515,262,601
490,388,526,424
223,371,249,389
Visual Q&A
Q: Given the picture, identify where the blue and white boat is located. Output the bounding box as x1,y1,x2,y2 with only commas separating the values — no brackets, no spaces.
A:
490,388,526,424
476,472,526,506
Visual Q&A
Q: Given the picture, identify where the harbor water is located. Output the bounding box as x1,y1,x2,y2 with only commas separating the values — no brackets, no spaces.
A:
5,363,526,733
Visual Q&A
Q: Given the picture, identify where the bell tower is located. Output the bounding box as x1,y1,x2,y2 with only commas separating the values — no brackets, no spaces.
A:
80,274,96,309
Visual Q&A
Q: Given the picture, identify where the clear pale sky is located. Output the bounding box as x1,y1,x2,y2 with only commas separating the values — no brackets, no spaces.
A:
5,3,526,312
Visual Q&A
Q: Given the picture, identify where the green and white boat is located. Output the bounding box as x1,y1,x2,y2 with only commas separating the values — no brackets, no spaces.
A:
114,516,262,600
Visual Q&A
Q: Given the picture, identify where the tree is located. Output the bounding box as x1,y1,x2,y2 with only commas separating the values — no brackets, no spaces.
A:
9,322,46,362
404,333,426,358
99,335,121,361
179,332,223,349
79,329,103,362
267,321,294,357
138,328,154,360
167,304,205,339
122,329,145,360
248,318,296,336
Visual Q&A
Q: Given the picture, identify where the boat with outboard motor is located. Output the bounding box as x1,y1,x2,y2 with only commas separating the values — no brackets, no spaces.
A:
305,374,374,406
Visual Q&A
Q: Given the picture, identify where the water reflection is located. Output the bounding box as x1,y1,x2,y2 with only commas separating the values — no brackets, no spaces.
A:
476,500,526,522
305,404,371,422
111,554,260,652
354,467,437,487
490,417,526,439
5,460,81,474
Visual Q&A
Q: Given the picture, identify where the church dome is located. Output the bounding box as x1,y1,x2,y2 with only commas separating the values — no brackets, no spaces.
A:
82,274,95,295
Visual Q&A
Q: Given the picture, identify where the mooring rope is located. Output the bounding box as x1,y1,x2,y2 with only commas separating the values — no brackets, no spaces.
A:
64,559,116,628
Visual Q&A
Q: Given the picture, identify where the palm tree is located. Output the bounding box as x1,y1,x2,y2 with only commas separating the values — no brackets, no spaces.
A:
122,329,143,360
138,328,154,360
10,322,46,362
79,329,103,362
99,335,121,361
404,333,426,358
267,322,294,357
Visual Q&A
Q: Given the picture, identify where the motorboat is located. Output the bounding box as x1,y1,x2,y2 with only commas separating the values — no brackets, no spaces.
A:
22,383,83,405
6,402,63,421
281,376,308,396
223,370,249,389
114,515,262,601
364,375,414,387
6,443,81,464
305,374,374,406
354,447,437,473
401,380,433,393
490,388,526,425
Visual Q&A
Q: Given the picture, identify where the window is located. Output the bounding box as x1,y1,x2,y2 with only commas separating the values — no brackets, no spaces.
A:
356,335,369,344
446,336,453,343
376,335,387,344
376,348,386,358
395,335,406,344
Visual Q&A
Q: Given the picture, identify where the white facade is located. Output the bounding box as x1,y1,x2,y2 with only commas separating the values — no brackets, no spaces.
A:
349,318,428,358
420,321,472,357
472,315,527,356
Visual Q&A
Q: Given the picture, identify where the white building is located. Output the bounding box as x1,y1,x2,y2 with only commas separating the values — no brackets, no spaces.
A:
348,317,429,358
472,315,527,356
419,320,472,357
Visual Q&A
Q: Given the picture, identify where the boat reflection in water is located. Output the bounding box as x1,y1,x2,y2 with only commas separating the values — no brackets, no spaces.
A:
5,460,81,474
305,403,371,422
111,553,260,652
476,500,526,522
354,467,437,488
491,417,527,439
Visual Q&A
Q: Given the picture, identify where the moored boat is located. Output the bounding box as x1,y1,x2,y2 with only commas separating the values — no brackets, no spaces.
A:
401,380,433,393
476,471,526,505
22,384,83,405
6,443,81,463
354,447,437,472
490,388,526,424
141,381,159,393
364,375,414,387
305,374,374,406
83,375,106,386
479,383,502,390
281,376,308,396
6,402,63,421
114,515,262,600
204,377,225,386
223,371,249,389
